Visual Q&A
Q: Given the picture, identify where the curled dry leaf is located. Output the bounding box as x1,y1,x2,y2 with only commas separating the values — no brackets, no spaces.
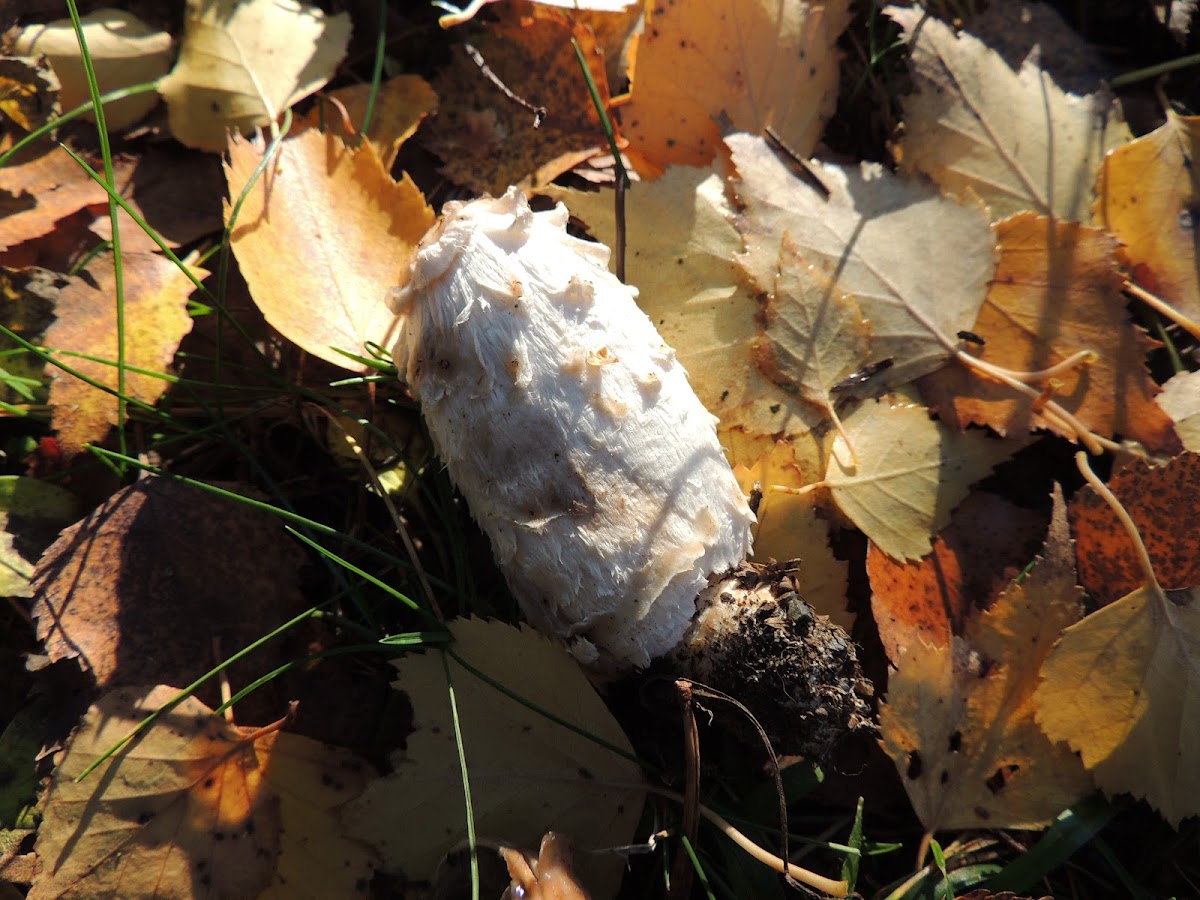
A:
158,0,351,152
341,619,643,900
30,686,374,900
822,393,1016,561
879,488,1091,832
14,9,172,131
919,212,1180,454
728,132,995,391
1094,109,1200,320
620,0,851,175
889,5,1130,222
224,127,433,370
42,252,199,455
1070,452,1200,606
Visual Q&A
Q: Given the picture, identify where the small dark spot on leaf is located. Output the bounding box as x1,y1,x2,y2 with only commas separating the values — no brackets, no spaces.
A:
906,751,923,779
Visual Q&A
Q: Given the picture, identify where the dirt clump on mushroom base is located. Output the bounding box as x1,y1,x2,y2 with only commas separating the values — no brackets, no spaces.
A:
668,560,875,761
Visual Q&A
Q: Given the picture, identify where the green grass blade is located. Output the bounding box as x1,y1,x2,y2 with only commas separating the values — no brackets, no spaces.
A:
984,793,1116,892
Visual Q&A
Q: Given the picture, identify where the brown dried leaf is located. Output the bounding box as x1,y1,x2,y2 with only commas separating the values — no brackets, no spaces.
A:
620,0,851,175
224,128,433,370
0,57,60,132
30,686,374,900
31,478,306,719
880,491,1091,832
43,252,198,455
1070,452,1200,606
889,5,1130,221
919,213,1179,454
424,6,612,194
867,492,1046,664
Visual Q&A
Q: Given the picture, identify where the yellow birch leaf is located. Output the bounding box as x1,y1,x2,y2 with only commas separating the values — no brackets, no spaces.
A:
825,393,1015,561
621,0,851,175
30,686,374,900
880,491,1091,831
341,618,643,900
1035,582,1200,827
158,0,351,152
0,57,60,132
1158,371,1200,451
44,252,200,456
224,128,433,370
14,9,171,131
889,5,1131,222
1094,110,1200,319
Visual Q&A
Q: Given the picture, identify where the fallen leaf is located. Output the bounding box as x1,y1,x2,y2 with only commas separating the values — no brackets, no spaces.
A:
880,490,1091,831
0,57,60,132
87,147,225,253
867,491,1046,664
1158,370,1200,451
919,213,1179,454
158,0,351,152
30,686,374,900
342,619,643,899
0,148,130,253
544,164,826,443
31,477,306,722
424,5,612,194
1070,452,1200,606
224,127,433,370
308,74,437,171
1035,581,1200,827
14,9,172,131
729,132,996,390
1094,109,1200,319
823,393,1015,561
0,266,62,404
755,236,873,435
620,0,851,175
41,252,198,454
0,476,78,599
732,439,852,630
889,5,1131,221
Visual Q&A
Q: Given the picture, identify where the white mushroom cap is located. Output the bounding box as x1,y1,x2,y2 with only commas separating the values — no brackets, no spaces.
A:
391,188,754,670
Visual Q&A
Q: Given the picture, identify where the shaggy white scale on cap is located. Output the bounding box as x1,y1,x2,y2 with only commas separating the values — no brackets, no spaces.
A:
390,188,754,669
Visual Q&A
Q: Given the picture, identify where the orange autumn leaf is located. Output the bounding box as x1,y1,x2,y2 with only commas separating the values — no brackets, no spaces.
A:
621,0,851,176
308,74,438,171
1094,110,1200,320
1070,452,1200,607
867,492,1046,664
30,686,374,900
879,490,1090,832
424,5,613,195
44,252,200,455
225,127,434,370
920,212,1180,454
